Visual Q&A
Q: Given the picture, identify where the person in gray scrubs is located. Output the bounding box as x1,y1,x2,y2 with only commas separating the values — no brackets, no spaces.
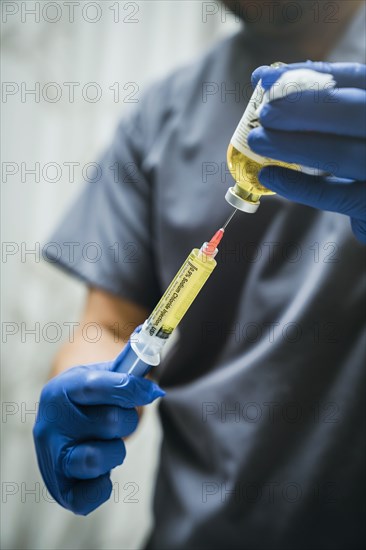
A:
34,1,366,549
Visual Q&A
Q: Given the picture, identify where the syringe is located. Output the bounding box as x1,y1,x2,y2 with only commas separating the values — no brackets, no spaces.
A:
112,211,237,377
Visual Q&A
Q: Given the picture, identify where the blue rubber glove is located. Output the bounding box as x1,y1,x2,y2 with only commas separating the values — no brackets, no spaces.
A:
33,359,165,515
248,62,366,243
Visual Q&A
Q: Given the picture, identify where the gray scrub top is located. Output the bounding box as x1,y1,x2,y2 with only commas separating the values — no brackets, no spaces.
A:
48,8,366,550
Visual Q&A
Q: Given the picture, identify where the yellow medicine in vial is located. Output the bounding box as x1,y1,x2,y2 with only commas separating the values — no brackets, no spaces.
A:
145,247,217,340
226,62,299,214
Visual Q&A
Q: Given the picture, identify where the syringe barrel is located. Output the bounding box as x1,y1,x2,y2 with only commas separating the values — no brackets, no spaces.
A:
144,247,217,340
112,245,218,377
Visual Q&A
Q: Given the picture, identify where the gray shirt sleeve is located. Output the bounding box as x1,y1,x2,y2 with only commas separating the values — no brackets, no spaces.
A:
46,98,162,310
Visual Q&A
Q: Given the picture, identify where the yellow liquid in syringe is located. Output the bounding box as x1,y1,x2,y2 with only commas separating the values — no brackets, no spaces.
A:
129,227,230,369
145,246,217,340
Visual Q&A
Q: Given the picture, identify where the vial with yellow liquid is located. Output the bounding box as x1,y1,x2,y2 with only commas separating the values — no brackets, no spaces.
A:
225,62,299,213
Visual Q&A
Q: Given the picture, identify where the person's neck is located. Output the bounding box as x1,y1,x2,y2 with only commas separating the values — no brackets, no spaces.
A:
295,14,353,61
244,1,362,64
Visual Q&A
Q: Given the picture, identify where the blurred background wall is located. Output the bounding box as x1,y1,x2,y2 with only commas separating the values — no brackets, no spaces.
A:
1,1,239,549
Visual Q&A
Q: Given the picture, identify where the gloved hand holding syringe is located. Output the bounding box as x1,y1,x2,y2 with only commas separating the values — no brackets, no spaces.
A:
33,210,238,516
113,209,237,377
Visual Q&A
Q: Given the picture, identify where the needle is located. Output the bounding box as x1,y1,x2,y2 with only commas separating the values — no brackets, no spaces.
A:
222,209,237,230
204,209,238,254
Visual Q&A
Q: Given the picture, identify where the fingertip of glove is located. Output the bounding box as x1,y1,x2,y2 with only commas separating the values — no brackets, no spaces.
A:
261,71,284,91
128,375,165,402
257,165,272,184
258,103,278,126
251,65,270,87
65,475,113,515
151,386,166,400
247,127,265,153
257,166,283,191
146,383,166,403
